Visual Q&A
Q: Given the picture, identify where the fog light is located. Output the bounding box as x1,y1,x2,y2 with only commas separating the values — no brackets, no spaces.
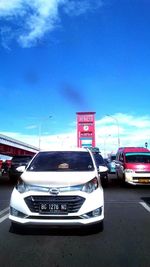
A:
10,207,18,216
10,207,26,218
92,208,101,217
81,207,102,219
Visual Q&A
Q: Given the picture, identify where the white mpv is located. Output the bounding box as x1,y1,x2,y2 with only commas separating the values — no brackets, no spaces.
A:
9,148,104,232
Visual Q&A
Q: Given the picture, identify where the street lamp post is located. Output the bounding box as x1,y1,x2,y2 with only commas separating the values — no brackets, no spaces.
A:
106,114,120,148
38,115,52,150
103,134,111,158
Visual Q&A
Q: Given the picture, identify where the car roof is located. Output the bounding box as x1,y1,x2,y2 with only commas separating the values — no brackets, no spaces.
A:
39,147,89,152
117,147,149,153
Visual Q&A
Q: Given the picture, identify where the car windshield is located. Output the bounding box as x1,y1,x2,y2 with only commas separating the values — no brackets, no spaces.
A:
125,153,150,163
27,151,94,172
12,156,33,163
93,153,105,166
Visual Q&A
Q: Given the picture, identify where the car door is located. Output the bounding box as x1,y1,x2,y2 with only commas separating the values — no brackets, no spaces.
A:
117,153,125,179
115,153,124,179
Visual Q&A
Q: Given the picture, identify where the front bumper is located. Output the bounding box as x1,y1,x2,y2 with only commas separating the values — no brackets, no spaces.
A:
125,172,150,185
9,213,104,227
9,188,104,227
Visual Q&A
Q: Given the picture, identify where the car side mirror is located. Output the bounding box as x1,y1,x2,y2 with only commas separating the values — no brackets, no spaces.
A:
16,166,26,173
98,166,108,173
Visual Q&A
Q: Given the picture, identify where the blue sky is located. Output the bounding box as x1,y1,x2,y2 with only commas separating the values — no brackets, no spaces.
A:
0,0,150,156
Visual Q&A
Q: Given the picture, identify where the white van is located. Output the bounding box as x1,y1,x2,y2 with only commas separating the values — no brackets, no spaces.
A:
9,147,104,232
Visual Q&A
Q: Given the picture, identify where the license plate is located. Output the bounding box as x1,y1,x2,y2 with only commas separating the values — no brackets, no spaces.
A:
138,179,150,183
39,203,67,214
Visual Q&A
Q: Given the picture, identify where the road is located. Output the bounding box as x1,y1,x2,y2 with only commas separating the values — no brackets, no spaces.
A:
0,174,150,267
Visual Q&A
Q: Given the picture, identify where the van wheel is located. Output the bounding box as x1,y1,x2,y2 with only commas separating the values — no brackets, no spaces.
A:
120,174,129,187
121,173,125,182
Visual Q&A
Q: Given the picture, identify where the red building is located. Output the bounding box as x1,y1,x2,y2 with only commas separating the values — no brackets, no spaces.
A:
76,112,96,148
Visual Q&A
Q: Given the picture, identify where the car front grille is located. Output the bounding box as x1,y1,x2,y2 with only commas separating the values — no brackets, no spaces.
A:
135,171,150,173
24,195,85,214
132,177,150,180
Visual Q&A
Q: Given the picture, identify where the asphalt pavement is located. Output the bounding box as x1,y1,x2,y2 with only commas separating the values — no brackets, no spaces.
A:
0,174,150,267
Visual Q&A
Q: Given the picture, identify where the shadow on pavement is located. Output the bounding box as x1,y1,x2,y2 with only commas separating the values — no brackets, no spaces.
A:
9,223,104,236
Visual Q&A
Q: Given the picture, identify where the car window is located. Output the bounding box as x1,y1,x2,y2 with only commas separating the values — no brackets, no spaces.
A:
125,153,150,163
27,151,94,172
12,156,32,163
110,155,116,161
93,153,105,166
119,153,124,162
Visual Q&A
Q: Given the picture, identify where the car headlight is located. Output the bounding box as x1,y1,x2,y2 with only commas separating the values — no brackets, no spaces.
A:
81,177,98,193
16,179,30,193
16,179,49,193
125,169,134,173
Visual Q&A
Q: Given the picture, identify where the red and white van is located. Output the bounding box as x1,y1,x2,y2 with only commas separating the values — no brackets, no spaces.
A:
115,147,150,185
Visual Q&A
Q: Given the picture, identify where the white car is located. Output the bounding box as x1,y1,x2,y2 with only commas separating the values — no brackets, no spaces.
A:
9,147,104,232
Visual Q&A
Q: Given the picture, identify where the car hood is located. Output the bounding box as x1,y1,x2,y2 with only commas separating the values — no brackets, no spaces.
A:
21,170,97,187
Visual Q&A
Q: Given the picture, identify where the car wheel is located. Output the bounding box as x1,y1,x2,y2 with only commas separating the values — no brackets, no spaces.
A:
101,175,108,187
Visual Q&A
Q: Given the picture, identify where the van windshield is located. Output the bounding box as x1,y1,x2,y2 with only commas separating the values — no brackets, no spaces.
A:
125,153,150,163
27,151,94,172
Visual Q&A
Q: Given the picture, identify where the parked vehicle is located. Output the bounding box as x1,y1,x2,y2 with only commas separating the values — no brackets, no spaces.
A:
8,155,33,183
107,154,116,173
115,147,150,185
9,148,104,232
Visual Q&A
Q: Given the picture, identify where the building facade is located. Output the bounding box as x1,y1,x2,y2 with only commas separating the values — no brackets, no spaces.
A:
76,112,96,148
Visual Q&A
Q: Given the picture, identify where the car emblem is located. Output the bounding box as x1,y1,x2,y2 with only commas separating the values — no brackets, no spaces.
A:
49,188,60,195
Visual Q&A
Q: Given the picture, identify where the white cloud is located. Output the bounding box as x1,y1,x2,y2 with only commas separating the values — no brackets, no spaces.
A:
18,0,65,47
0,0,103,48
96,113,150,155
63,0,103,16
25,125,38,130
1,130,77,151
0,0,23,16
1,113,150,156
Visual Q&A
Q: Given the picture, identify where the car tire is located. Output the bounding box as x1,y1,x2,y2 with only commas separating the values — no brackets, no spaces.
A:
101,175,109,187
